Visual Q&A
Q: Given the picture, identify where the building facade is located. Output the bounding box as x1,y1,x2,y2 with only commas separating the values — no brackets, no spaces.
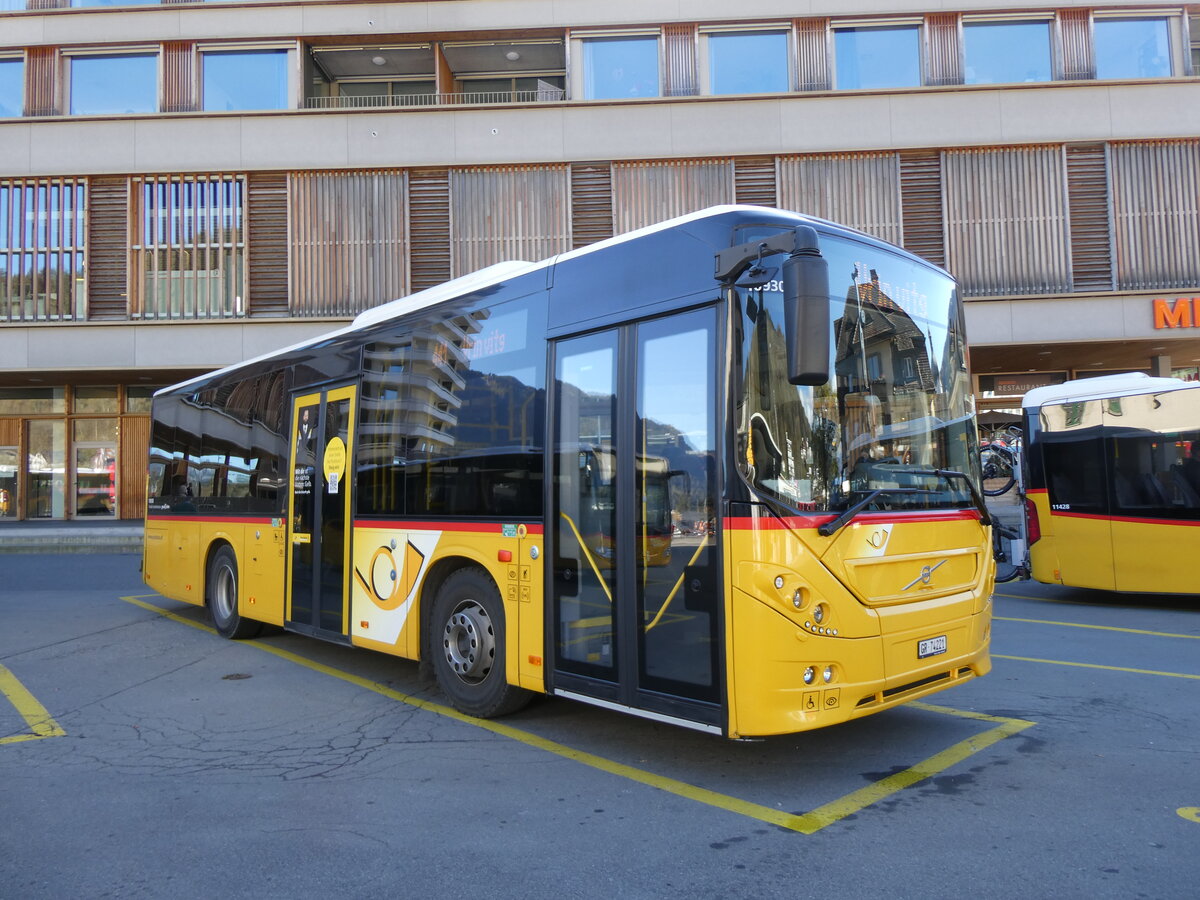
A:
2,0,1200,520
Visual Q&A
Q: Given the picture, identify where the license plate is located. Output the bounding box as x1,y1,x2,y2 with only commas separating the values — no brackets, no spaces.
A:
918,635,947,659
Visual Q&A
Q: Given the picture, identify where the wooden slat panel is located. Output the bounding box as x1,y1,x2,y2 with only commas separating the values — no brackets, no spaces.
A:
162,42,195,113
247,172,289,317
87,177,131,321
663,24,697,97
612,159,734,234
119,414,150,520
289,170,407,314
1066,143,1113,291
779,152,901,245
734,156,777,208
925,14,962,86
408,168,451,290
944,146,1071,296
1059,9,1094,81
0,420,19,445
900,150,946,267
449,165,570,276
796,18,830,91
1110,140,1200,291
570,162,614,248
26,47,59,117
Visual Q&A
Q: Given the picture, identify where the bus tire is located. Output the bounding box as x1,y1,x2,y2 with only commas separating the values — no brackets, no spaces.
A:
431,567,531,718
207,544,262,640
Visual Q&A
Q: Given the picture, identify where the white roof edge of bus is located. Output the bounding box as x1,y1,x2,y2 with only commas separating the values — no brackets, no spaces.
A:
1021,372,1197,409
157,205,832,396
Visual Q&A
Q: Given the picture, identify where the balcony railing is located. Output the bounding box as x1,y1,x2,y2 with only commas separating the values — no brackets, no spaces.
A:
305,89,566,110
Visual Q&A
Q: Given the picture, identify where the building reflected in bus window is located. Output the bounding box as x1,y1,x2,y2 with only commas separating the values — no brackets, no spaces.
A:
356,293,547,519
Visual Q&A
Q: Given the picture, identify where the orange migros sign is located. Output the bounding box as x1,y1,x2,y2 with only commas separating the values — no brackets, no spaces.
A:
1154,297,1200,329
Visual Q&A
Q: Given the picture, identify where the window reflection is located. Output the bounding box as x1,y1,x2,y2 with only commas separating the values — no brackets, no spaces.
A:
707,31,789,95
581,37,659,99
964,21,1052,85
834,26,922,90
1095,18,1171,80
70,54,158,115
203,50,288,111
0,59,21,118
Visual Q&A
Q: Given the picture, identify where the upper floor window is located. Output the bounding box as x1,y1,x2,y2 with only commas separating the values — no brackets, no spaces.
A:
202,50,288,112
0,58,21,118
69,54,158,116
71,0,158,5
705,30,790,95
834,25,922,90
963,20,1052,85
1095,17,1172,80
580,36,659,99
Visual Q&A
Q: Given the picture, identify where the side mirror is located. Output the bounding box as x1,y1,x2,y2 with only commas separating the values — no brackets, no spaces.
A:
782,226,830,386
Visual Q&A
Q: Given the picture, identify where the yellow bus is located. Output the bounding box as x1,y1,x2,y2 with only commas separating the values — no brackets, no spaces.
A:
1021,373,1200,595
143,205,994,738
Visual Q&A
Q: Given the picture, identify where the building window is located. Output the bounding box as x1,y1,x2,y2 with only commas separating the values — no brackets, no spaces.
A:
963,21,1052,85
834,26,922,90
202,50,288,111
132,175,246,319
581,36,660,99
706,31,790,95
69,54,158,115
1095,18,1172,80
1,179,87,323
0,58,22,118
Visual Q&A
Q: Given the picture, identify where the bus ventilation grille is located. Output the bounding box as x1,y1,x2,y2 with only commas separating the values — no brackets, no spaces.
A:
855,667,974,708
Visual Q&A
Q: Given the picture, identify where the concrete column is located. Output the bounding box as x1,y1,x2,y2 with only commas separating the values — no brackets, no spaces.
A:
1151,354,1173,377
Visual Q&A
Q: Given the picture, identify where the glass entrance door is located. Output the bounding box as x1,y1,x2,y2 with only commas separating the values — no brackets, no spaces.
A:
0,447,16,519
287,385,357,637
551,307,720,722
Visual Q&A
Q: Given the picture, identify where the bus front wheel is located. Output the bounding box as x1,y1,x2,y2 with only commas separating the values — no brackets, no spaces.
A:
207,545,262,640
431,568,531,718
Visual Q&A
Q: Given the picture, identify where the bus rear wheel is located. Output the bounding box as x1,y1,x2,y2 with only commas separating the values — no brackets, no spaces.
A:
431,568,531,718
207,545,262,640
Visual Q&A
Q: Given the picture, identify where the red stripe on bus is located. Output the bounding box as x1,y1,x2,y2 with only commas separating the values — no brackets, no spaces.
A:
1049,511,1200,527
723,509,982,530
1025,488,1048,495
354,520,545,535
146,514,276,525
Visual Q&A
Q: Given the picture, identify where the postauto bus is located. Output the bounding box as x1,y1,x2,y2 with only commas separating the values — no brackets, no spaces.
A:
1022,373,1200,594
143,205,994,738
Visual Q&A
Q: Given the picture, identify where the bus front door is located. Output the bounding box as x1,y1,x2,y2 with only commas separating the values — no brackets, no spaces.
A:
550,308,722,731
287,385,357,639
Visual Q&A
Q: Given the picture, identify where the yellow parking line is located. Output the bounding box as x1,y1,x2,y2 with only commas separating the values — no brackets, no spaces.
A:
994,616,1200,640
0,663,67,746
123,595,1034,834
996,654,1200,680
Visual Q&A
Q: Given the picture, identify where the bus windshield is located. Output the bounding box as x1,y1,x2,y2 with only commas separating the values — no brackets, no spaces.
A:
737,233,979,513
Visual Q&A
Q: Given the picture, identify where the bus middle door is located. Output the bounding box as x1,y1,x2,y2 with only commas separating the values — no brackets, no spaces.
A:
287,385,357,639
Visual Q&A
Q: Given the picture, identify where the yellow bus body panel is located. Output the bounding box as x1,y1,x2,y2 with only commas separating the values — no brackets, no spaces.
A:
348,522,546,695
724,515,992,738
1027,492,1116,590
1110,518,1200,594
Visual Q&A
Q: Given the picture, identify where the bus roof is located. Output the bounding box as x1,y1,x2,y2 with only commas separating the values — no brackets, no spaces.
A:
1022,372,1199,409
158,204,935,397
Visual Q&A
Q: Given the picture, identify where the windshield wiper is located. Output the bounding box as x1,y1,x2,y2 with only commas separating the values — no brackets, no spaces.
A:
818,490,884,536
816,469,992,538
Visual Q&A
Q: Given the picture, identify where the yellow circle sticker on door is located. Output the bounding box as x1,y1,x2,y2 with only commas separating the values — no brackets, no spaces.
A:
324,436,347,494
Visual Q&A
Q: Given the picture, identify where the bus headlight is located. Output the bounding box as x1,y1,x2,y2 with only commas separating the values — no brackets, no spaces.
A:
813,603,827,625
803,666,816,685
823,665,834,683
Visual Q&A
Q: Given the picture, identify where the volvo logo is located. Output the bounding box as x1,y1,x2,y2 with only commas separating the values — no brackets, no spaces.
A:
902,559,948,591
